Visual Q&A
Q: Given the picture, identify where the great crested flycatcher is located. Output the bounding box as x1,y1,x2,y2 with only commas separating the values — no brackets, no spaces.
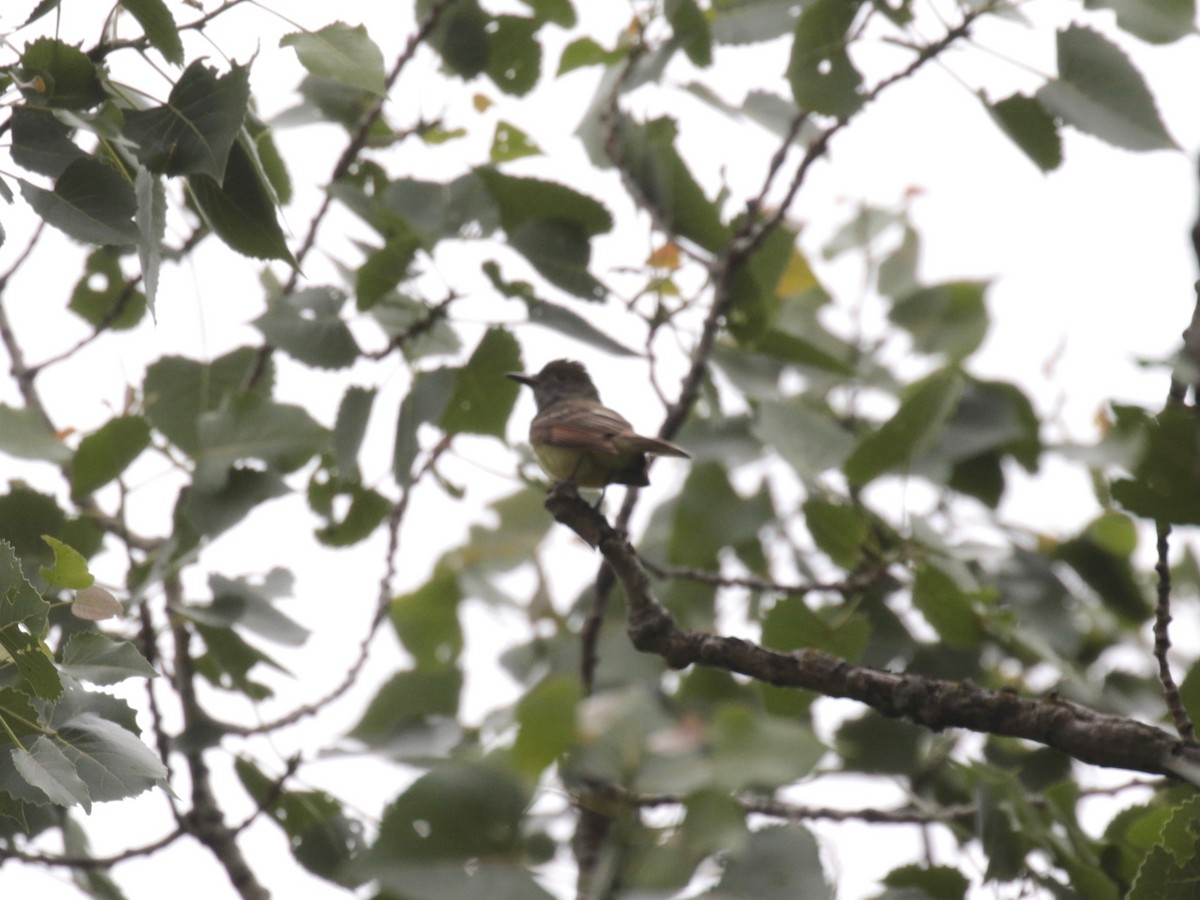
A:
507,359,690,488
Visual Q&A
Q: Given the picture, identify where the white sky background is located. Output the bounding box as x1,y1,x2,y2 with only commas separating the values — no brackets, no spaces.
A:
2,0,1199,898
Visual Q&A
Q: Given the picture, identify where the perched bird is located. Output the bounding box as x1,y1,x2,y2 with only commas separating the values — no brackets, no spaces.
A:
507,359,689,488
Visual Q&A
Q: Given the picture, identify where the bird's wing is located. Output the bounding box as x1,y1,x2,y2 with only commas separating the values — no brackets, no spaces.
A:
531,401,633,455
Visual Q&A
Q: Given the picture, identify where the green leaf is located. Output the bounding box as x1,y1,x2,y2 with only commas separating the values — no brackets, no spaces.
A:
425,0,491,78
175,468,289,546
512,675,581,778
54,711,167,801
13,736,91,810
253,287,359,369
485,262,638,355
20,158,139,246
612,116,730,252
348,667,463,747
235,758,364,884
136,165,166,319
70,415,152,498
60,633,156,685
1035,25,1178,151
121,0,183,64
18,38,106,109
490,120,542,162
366,762,529,861
1085,0,1196,44
1130,797,1200,899
710,705,825,790
786,0,864,118
754,396,855,480
985,92,1063,172
0,405,71,462
0,488,66,568
123,61,250,178
144,348,271,456
439,328,522,437
520,0,574,27
486,16,542,96
883,864,970,900
711,0,802,44
11,107,86,177
189,138,295,263
69,248,147,330
356,232,420,309
715,825,828,899
557,37,625,75
762,596,870,659
803,497,868,569
281,22,386,95
889,281,989,362
0,543,59,701
311,479,390,547
333,386,375,479
509,218,608,300
390,566,463,669
39,536,92,589
197,571,310,647
193,394,329,492
911,562,985,649
667,0,713,66
371,173,499,247
844,370,964,487
1111,405,1200,524
393,367,456,485
475,169,610,239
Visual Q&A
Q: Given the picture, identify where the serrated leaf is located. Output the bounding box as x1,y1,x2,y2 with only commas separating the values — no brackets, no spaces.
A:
612,115,730,252
1035,25,1178,151
1085,0,1196,44
189,138,294,263
439,328,521,437
253,287,359,369
121,0,183,64
20,158,138,246
13,737,91,809
786,0,864,118
144,348,270,455
986,92,1063,172
193,394,329,493
123,62,250,178
61,633,156,685
11,107,86,178
56,712,167,801
844,370,964,486
70,415,152,498
356,232,420,310
18,38,105,109
136,165,165,318
281,22,386,95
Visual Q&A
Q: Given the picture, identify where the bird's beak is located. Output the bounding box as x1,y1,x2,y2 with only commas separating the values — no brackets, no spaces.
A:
506,372,535,387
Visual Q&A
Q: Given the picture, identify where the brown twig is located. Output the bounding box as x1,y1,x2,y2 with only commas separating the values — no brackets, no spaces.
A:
224,435,452,737
167,575,268,900
1153,523,1195,743
545,485,1200,780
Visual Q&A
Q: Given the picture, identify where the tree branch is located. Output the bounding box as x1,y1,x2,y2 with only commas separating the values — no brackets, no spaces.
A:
546,485,1200,780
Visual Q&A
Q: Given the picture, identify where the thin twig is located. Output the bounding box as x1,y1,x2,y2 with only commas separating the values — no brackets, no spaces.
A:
225,435,452,736
1153,522,1195,743
641,559,892,597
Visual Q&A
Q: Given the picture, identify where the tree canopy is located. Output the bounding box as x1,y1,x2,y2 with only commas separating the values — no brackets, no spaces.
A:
2,1,1200,898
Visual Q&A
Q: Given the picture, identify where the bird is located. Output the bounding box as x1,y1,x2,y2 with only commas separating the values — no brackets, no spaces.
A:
507,359,690,488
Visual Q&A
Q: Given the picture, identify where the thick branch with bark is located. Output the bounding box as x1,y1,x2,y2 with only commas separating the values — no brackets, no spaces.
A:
546,484,1200,780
